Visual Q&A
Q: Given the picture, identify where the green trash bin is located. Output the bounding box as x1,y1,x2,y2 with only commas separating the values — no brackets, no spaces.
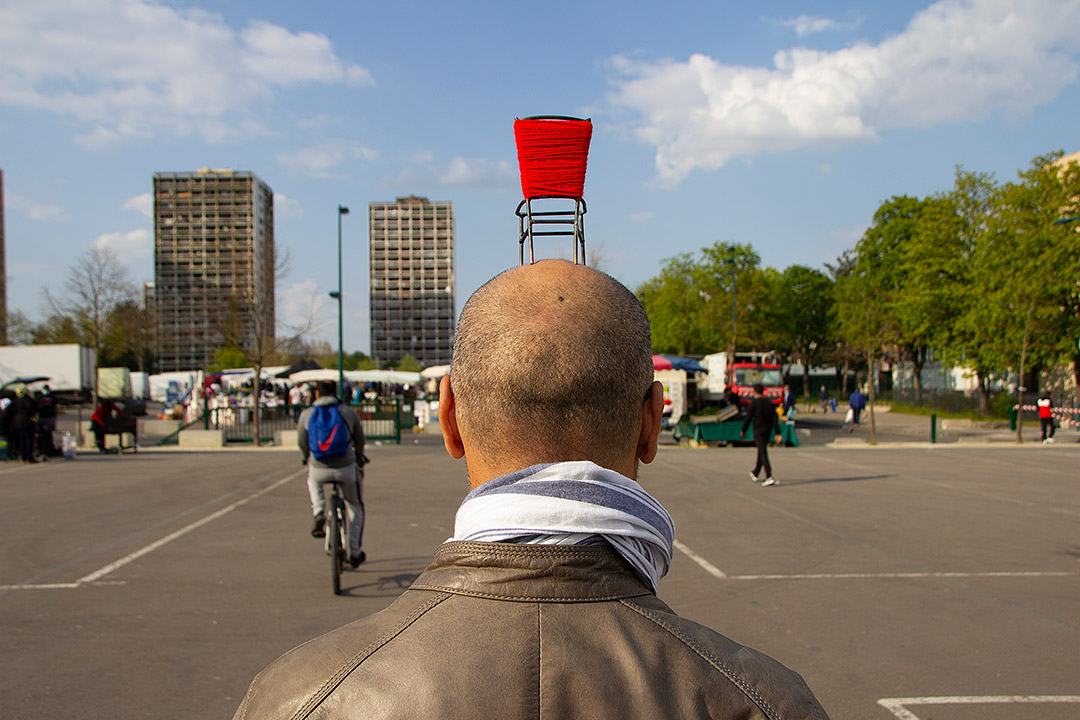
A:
1009,406,1018,431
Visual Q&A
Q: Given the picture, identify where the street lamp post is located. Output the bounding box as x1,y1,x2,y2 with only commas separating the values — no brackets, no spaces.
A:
332,205,349,401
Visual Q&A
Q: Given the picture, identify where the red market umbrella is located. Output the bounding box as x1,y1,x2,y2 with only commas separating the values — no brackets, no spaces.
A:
652,355,673,370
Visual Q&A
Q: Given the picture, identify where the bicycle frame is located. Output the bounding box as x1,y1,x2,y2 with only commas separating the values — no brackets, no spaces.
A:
322,480,350,595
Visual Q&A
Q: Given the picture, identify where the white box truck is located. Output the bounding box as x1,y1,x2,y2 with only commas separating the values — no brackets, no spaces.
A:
0,344,96,404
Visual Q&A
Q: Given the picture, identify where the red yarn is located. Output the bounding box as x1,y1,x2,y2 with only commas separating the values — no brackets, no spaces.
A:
515,116,592,199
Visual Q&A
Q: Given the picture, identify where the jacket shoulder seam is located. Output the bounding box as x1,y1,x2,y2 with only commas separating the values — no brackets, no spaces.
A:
409,583,650,603
289,592,451,720
619,599,823,720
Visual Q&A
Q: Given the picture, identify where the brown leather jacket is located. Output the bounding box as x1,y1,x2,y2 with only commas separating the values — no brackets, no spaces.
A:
233,542,830,719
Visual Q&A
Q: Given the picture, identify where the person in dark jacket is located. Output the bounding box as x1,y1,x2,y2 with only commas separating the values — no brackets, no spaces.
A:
232,259,830,720
848,388,867,432
742,383,782,486
36,385,59,457
12,385,39,463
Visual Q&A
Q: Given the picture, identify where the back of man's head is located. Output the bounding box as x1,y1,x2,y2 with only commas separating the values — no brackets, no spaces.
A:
316,380,337,398
753,383,764,395
451,259,653,470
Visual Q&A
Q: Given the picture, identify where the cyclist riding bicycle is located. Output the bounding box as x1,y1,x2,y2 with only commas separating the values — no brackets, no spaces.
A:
297,380,367,567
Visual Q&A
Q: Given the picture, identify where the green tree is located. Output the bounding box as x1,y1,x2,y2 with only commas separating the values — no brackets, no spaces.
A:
207,345,251,372
769,265,833,405
893,193,965,404
44,247,136,391
638,242,771,356
834,197,917,443
984,153,1080,440
939,168,1001,415
396,354,422,372
103,300,155,371
636,253,707,355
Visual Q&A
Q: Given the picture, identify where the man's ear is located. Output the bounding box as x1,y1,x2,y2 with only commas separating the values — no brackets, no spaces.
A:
439,375,465,459
636,380,664,465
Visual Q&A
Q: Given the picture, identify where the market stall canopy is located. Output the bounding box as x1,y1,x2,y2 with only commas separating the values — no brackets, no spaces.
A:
661,355,707,374
288,369,342,384
420,364,452,379
652,355,673,371
346,370,422,385
275,359,321,379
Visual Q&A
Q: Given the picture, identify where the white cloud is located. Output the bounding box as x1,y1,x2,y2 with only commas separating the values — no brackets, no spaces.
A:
7,194,65,221
779,14,863,37
122,193,152,219
629,211,654,222
92,228,152,263
277,140,380,178
397,157,516,191
240,20,374,88
609,0,1080,185
274,193,304,219
0,0,373,145
407,151,435,164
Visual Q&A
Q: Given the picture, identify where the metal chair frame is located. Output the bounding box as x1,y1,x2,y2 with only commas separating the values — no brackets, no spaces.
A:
516,196,588,266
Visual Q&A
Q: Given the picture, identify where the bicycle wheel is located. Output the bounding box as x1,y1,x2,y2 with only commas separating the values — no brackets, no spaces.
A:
329,496,344,595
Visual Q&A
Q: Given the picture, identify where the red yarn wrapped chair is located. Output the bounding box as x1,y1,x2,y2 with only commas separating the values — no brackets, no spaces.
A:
514,116,592,265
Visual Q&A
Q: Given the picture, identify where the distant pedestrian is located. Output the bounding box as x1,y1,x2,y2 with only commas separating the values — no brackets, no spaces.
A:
743,383,782,486
289,384,304,420
1,395,17,460
1037,393,1056,443
819,385,828,413
90,400,121,453
781,385,796,417
848,388,867,432
36,385,59,457
12,385,39,463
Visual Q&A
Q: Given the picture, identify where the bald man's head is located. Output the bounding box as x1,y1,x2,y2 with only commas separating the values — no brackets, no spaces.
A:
450,260,654,470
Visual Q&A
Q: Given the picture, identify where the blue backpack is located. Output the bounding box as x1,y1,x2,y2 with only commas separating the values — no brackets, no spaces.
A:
308,405,350,460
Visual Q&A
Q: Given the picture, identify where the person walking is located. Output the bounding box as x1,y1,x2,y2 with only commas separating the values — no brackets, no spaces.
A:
848,387,867,432
742,383,782,486
297,380,367,567
233,259,830,720
1037,393,1056,443
819,384,828,413
36,385,59,458
12,385,38,463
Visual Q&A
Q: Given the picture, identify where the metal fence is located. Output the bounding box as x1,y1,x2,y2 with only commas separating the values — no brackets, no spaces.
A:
160,398,418,446
880,388,1079,420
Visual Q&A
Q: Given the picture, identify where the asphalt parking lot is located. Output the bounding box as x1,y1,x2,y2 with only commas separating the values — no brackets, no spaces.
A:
1,436,1077,719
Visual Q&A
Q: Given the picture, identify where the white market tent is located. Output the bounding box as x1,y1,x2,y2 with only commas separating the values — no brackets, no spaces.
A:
420,364,451,379
348,370,422,385
287,368,422,386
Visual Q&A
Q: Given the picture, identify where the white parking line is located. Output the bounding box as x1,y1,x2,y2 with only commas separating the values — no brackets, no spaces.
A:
1,470,300,591
673,540,727,579
672,540,1074,582
731,570,1075,581
878,695,1080,720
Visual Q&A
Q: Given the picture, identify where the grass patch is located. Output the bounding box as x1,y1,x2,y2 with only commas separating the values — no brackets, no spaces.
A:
887,402,1006,421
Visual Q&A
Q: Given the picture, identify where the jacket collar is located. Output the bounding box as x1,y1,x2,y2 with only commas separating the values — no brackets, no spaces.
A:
409,541,655,602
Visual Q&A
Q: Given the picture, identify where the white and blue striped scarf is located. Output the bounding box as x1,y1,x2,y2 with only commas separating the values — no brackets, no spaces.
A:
451,461,675,594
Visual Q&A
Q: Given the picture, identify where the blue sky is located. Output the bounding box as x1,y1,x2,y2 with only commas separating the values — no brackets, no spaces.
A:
1,0,1078,358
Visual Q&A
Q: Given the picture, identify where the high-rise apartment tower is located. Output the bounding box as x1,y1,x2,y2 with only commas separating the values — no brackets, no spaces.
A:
369,196,455,367
153,168,274,371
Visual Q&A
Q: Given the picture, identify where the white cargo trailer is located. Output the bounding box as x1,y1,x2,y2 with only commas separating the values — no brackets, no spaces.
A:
0,344,96,403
